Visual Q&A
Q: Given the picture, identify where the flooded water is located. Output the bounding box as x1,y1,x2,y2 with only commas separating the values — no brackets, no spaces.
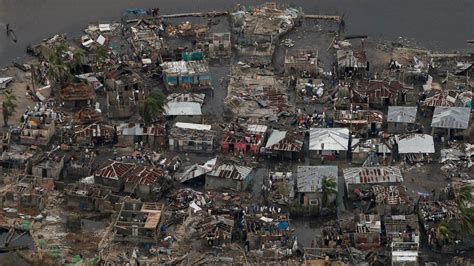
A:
0,0,473,66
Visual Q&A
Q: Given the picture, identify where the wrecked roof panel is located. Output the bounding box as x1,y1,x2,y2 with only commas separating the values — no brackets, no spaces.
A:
387,106,417,124
297,166,338,193
344,166,403,187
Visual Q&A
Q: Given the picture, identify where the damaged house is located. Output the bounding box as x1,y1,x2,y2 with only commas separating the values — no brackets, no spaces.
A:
161,60,211,90
351,138,392,165
230,3,301,59
0,176,54,211
59,82,96,110
262,171,294,206
336,48,368,76
64,151,95,180
30,153,65,180
165,102,202,124
117,123,167,148
264,129,304,160
430,106,471,139
387,106,418,133
296,166,338,209
309,128,349,160
344,214,382,250
225,66,288,120
284,49,319,76
74,123,116,145
123,166,165,199
130,19,165,62
20,108,57,146
94,160,135,192
334,110,383,135
395,134,435,162
105,68,148,119
169,122,214,153
114,200,164,243
205,164,253,191
221,124,268,155
384,215,420,266
352,80,407,106
344,166,403,199
196,32,232,59
64,183,118,212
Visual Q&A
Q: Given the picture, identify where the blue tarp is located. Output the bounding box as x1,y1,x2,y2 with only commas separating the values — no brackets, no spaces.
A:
277,221,289,230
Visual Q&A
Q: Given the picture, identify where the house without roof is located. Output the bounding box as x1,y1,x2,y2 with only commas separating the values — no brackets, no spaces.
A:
309,128,350,160
123,166,164,199
205,164,253,191
430,106,471,139
221,124,268,156
387,106,418,133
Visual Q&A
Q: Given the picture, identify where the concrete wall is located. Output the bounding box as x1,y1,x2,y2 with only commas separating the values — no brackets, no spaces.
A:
94,176,123,192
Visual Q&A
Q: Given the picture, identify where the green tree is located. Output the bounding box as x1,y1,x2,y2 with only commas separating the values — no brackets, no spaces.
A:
47,43,72,83
455,186,474,209
459,208,474,234
71,48,86,74
140,92,166,124
94,45,109,72
320,177,337,208
2,93,17,127
435,220,453,243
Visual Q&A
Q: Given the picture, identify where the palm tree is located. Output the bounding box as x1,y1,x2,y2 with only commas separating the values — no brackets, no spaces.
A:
47,44,72,84
140,92,166,124
71,48,86,74
455,186,474,209
320,177,337,208
459,208,474,234
435,220,453,244
2,93,17,127
94,45,109,72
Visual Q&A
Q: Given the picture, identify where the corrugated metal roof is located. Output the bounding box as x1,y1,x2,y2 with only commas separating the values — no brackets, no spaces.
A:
208,164,252,181
246,124,268,134
396,134,435,154
125,166,163,185
175,122,211,131
343,166,403,188
94,160,135,180
265,130,287,148
431,107,470,129
309,128,349,151
387,106,417,123
165,102,202,116
297,166,338,193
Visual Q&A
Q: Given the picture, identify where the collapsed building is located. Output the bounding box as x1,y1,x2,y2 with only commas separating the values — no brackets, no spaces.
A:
64,182,119,212
104,68,148,119
262,171,294,206
230,3,301,60
344,166,403,199
221,124,268,155
225,66,288,120
351,137,392,165
336,48,368,76
30,152,65,180
114,200,164,243
352,80,408,106
59,82,96,110
196,32,232,59
0,176,54,211
74,122,116,145
334,110,383,136
284,49,319,76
